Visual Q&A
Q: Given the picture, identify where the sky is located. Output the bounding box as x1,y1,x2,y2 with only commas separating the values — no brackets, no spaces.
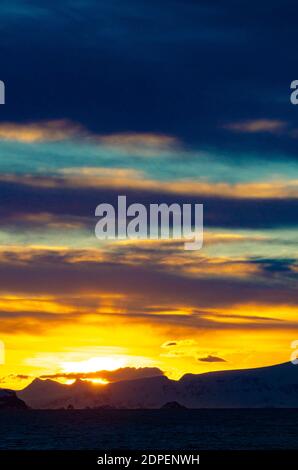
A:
0,0,297,389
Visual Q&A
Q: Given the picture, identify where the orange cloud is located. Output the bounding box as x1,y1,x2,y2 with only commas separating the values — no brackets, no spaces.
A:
0,120,180,156
97,132,180,155
2,168,297,199
0,120,85,142
223,119,287,134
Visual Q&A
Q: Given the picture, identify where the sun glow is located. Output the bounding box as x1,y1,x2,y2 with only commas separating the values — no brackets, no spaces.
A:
60,356,126,374
82,378,109,385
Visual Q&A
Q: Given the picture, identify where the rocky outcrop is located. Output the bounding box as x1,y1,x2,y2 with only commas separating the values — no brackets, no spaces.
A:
0,389,28,409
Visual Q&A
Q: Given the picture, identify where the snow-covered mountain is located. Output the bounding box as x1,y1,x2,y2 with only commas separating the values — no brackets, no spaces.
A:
17,362,298,409
179,361,298,408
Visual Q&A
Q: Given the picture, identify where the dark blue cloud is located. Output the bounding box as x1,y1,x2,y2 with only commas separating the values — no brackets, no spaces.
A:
0,177,297,229
248,258,298,275
0,0,298,159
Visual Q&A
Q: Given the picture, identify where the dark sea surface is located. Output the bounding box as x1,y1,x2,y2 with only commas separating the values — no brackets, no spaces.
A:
0,409,297,450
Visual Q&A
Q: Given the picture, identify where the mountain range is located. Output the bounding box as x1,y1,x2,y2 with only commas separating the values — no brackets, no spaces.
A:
10,362,298,409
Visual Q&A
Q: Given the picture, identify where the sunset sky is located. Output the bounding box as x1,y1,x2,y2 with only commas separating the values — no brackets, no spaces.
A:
0,0,297,389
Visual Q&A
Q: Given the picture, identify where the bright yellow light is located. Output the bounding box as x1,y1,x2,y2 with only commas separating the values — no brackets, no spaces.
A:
82,378,109,385
60,356,126,374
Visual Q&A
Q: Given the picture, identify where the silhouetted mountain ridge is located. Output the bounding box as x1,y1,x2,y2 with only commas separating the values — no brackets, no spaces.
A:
14,362,298,409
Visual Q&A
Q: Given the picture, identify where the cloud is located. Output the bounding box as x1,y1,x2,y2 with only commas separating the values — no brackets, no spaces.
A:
14,374,31,380
248,257,298,276
223,119,287,134
2,0,298,162
39,366,164,383
0,243,293,288
0,244,288,301
2,169,298,199
0,120,86,143
0,246,296,339
0,120,181,156
198,355,226,363
0,172,297,231
97,132,181,156
161,339,195,348
0,259,292,311
0,251,295,341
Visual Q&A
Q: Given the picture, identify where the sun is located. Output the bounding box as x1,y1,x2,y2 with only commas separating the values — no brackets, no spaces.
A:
60,356,126,374
82,378,109,385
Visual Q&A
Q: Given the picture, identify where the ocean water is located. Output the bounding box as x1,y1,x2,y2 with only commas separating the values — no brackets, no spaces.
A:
0,409,297,450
